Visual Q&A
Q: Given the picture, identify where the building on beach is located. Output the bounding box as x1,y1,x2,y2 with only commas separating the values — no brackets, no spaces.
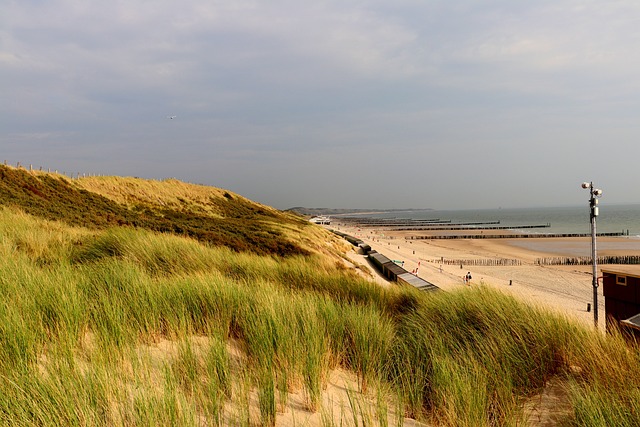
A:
309,216,331,225
602,267,640,337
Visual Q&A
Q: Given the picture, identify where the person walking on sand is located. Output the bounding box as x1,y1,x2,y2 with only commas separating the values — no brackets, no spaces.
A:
466,272,472,285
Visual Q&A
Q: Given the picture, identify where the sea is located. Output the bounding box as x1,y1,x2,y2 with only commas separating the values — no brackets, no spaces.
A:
350,204,640,257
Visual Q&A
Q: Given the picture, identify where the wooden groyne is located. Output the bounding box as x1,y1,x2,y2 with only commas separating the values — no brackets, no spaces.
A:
339,218,446,223
344,220,561,230
394,221,500,227
392,223,549,231
340,220,451,227
377,221,499,229
428,258,522,266
536,255,640,266
331,230,439,292
407,232,627,240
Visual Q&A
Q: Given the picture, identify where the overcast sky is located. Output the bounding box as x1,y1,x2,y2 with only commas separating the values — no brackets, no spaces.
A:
2,1,640,210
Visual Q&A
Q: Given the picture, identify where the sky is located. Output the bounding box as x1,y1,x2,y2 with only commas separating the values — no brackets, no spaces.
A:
2,1,640,210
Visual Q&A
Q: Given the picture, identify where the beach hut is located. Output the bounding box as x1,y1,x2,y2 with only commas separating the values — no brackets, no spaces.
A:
602,267,640,337
382,262,407,281
367,252,387,270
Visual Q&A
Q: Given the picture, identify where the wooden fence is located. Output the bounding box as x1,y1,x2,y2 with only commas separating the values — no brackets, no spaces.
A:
3,161,101,180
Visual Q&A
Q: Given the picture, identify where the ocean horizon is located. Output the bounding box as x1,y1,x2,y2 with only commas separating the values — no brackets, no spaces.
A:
360,204,640,235
353,204,640,257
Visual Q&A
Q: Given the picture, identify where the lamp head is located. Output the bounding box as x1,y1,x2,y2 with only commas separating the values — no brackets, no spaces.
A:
581,182,591,189
594,189,603,197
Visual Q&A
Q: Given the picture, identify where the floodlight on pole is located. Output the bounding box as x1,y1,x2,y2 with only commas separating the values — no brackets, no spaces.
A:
582,181,602,328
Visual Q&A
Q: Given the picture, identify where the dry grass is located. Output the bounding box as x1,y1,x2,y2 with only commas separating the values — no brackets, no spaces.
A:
0,165,320,257
75,176,269,218
3,167,640,426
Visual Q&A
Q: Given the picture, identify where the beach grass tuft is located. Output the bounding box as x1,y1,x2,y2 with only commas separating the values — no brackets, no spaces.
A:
2,185,640,425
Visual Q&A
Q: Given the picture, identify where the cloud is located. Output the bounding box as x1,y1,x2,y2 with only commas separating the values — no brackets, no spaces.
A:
3,0,640,208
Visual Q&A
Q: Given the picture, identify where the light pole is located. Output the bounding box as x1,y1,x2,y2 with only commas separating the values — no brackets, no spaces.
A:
582,182,602,328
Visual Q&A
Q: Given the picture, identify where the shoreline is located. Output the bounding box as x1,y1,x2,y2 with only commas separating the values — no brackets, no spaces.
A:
333,222,640,330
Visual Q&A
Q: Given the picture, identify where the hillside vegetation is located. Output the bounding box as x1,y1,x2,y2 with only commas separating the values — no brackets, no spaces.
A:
0,166,639,426
0,166,315,256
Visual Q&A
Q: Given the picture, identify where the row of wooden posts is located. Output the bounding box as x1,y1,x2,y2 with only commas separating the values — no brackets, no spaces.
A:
407,232,627,240
429,256,640,267
4,161,101,179
429,258,522,267
535,255,640,266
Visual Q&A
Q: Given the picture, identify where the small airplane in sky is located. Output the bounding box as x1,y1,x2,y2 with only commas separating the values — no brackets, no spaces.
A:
168,115,177,119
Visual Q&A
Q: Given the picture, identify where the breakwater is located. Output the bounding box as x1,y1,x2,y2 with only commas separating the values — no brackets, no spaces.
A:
392,224,550,231
406,232,627,240
331,230,439,292
337,218,448,225
428,258,522,266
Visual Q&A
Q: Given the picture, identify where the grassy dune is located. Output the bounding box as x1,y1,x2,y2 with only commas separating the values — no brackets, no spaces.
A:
0,166,314,256
1,169,640,426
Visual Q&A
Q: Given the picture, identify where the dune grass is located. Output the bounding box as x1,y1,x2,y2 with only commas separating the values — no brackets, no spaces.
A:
1,206,640,425
0,165,312,256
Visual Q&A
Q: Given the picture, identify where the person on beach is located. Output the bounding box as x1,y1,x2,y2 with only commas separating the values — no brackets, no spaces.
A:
466,272,472,285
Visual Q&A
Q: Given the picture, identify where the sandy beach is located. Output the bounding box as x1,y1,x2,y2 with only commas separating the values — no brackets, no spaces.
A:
334,222,640,330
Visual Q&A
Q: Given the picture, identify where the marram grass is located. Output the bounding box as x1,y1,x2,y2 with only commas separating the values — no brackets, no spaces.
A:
1,207,640,425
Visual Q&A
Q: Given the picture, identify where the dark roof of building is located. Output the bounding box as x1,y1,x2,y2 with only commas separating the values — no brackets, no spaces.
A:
621,313,640,331
397,273,439,292
603,267,640,279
